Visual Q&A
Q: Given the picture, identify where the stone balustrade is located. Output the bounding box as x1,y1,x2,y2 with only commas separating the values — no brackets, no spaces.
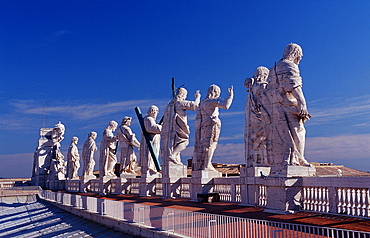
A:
58,175,370,218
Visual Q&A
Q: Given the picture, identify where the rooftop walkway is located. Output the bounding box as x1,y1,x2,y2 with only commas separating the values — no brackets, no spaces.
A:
74,192,370,233
0,200,138,237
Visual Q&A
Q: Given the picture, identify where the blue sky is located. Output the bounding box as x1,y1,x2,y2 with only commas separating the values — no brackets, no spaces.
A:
1,1,370,178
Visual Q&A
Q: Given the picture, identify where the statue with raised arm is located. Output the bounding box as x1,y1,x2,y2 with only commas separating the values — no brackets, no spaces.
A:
117,116,140,176
48,122,67,180
193,85,233,171
266,43,311,167
161,88,201,165
66,136,80,179
244,66,270,167
82,132,98,179
99,121,118,178
139,105,162,175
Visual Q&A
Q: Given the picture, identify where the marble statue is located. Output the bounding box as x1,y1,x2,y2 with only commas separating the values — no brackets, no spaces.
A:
48,122,67,180
99,121,118,178
266,43,311,166
161,88,201,165
82,132,98,179
244,66,270,167
66,137,80,179
117,116,140,175
139,105,162,175
193,85,233,171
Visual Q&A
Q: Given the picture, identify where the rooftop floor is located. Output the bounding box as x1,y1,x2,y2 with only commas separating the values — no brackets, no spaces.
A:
0,200,139,237
73,192,370,233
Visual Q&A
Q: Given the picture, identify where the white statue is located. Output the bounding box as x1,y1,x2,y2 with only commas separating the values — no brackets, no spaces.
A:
117,116,140,175
139,105,162,174
161,88,201,165
193,85,233,171
99,121,118,178
82,132,98,179
266,43,311,166
48,122,67,180
244,66,270,167
66,137,80,179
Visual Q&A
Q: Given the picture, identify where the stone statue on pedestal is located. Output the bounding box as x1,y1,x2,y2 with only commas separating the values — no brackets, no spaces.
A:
244,66,270,167
139,105,162,176
244,43,314,177
266,43,311,167
66,136,80,179
48,122,67,180
82,132,98,179
99,121,118,178
161,88,201,165
193,85,233,172
117,116,140,176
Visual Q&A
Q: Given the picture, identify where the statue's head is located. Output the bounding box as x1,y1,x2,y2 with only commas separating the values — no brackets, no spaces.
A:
175,87,188,101
108,120,118,131
71,136,78,144
54,121,65,134
282,43,303,65
121,116,132,126
88,131,97,140
147,105,159,118
207,84,221,99
253,66,269,83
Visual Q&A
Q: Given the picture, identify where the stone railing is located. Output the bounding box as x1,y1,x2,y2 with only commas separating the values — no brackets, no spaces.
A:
59,175,370,218
250,176,370,218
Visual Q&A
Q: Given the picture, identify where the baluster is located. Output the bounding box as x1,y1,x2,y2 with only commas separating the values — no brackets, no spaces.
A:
356,189,362,216
324,187,329,213
318,187,323,212
346,188,352,215
303,187,307,210
310,187,314,211
351,189,356,216
337,188,343,214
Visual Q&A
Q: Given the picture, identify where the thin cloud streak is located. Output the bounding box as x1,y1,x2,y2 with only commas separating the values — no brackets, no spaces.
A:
9,99,164,120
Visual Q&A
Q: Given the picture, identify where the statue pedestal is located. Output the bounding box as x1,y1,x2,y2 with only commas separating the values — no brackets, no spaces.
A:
270,165,316,177
162,163,188,198
245,165,316,213
100,175,117,195
139,172,161,197
190,170,222,201
246,166,271,177
81,175,96,192
119,174,136,194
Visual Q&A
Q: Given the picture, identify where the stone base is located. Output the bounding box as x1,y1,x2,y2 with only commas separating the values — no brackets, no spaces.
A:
270,165,316,177
246,166,271,177
192,169,222,179
83,175,97,180
139,173,161,197
120,173,137,179
99,176,117,195
162,164,187,198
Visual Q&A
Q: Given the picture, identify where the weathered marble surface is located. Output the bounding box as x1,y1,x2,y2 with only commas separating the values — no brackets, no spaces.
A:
99,121,118,178
244,66,270,167
139,105,162,176
117,116,140,176
244,43,313,175
192,85,233,172
161,87,200,166
82,132,98,179
47,122,67,181
66,137,80,179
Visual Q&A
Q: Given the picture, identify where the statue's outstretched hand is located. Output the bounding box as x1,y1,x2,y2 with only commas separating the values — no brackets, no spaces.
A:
228,85,234,97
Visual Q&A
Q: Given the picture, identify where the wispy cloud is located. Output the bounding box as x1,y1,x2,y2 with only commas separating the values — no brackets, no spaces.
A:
53,30,69,38
9,99,165,120
306,134,370,161
308,95,370,126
